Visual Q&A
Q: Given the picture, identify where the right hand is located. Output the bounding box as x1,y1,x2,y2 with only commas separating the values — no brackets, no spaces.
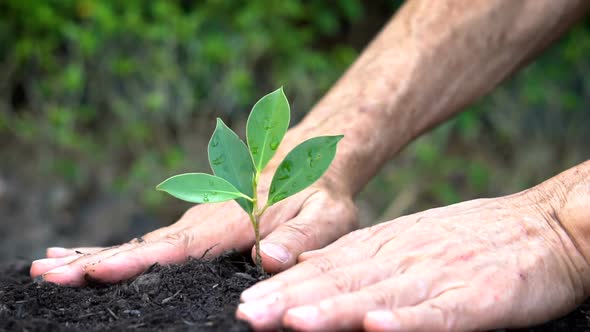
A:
30,132,358,286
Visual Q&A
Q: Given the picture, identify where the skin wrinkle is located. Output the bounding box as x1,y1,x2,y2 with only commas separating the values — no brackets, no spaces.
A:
538,215,586,302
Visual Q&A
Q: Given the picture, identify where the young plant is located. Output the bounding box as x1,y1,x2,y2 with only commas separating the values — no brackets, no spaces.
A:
156,88,343,270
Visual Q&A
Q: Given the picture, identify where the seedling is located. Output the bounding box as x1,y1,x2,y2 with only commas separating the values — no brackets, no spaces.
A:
157,88,342,270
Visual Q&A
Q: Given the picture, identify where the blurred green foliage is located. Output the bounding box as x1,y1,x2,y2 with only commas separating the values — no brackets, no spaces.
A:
0,0,400,209
0,1,588,224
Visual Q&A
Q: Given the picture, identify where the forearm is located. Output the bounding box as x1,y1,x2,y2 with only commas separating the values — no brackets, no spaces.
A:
286,0,588,196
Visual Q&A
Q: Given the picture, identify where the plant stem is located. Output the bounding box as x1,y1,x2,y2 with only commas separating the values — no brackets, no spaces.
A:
249,213,263,273
257,203,269,217
250,172,265,274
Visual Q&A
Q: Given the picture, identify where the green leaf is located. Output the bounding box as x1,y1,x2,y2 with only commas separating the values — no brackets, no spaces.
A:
208,118,255,213
268,135,343,205
246,87,290,173
157,173,249,204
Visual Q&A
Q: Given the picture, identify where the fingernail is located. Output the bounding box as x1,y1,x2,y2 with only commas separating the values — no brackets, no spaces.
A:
43,265,71,275
260,242,290,263
47,247,72,256
366,311,401,330
241,280,282,302
32,258,57,265
286,306,319,324
237,293,281,321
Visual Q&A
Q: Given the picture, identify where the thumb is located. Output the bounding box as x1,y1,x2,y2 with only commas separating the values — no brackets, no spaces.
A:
253,195,357,273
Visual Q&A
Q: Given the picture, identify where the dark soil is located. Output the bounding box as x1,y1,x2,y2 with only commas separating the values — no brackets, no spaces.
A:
0,252,264,332
1,252,590,332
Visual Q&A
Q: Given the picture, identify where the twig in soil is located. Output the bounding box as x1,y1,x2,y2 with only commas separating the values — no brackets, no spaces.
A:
76,313,97,319
234,272,256,281
161,290,182,304
182,319,195,326
106,308,119,320
200,244,220,259
127,323,146,329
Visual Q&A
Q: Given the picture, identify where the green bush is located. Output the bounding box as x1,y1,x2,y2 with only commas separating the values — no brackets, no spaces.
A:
0,0,396,207
1,1,588,223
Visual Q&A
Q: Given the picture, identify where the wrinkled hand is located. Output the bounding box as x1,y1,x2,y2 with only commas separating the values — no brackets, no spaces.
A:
237,191,590,331
30,133,358,286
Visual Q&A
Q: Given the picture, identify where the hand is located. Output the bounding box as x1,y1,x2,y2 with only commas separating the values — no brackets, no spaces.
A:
236,191,590,331
30,131,358,286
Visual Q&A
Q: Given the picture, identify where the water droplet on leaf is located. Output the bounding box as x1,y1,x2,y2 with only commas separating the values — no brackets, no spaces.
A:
307,150,321,168
276,160,293,180
211,154,225,165
263,118,274,130
251,146,259,155
203,193,210,202
269,140,279,151
211,136,219,147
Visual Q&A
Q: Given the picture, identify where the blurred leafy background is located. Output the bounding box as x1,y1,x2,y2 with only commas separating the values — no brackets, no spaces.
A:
0,0,588,262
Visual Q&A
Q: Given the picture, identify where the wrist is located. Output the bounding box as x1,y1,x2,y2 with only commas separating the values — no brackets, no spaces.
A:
526,160,590,291
552,161,590,265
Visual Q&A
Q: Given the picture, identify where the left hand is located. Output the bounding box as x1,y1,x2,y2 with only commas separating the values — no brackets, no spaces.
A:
29,128,358,285
236,190,590,331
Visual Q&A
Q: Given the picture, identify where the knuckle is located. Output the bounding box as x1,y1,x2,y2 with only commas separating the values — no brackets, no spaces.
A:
283,222,319,248
306,256,337,274
372,289,392,308
297,249,322,262
161,232,191,253
330,272,354,293
142,225,175,241
429,303,455,332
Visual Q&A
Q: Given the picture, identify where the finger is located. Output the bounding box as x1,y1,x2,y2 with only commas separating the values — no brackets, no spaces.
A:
44,223,185,259
256,196,357,273
238,259,398,330
364,293,471,332
364,307,446,332
30,255,82,277
46,247,104,258
282,272,445,331
40,224,196,286
241,251,345,302
85,234,195,282
297,215,414,263
41,242,138,286
87,214,256,283
241,220,416,302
